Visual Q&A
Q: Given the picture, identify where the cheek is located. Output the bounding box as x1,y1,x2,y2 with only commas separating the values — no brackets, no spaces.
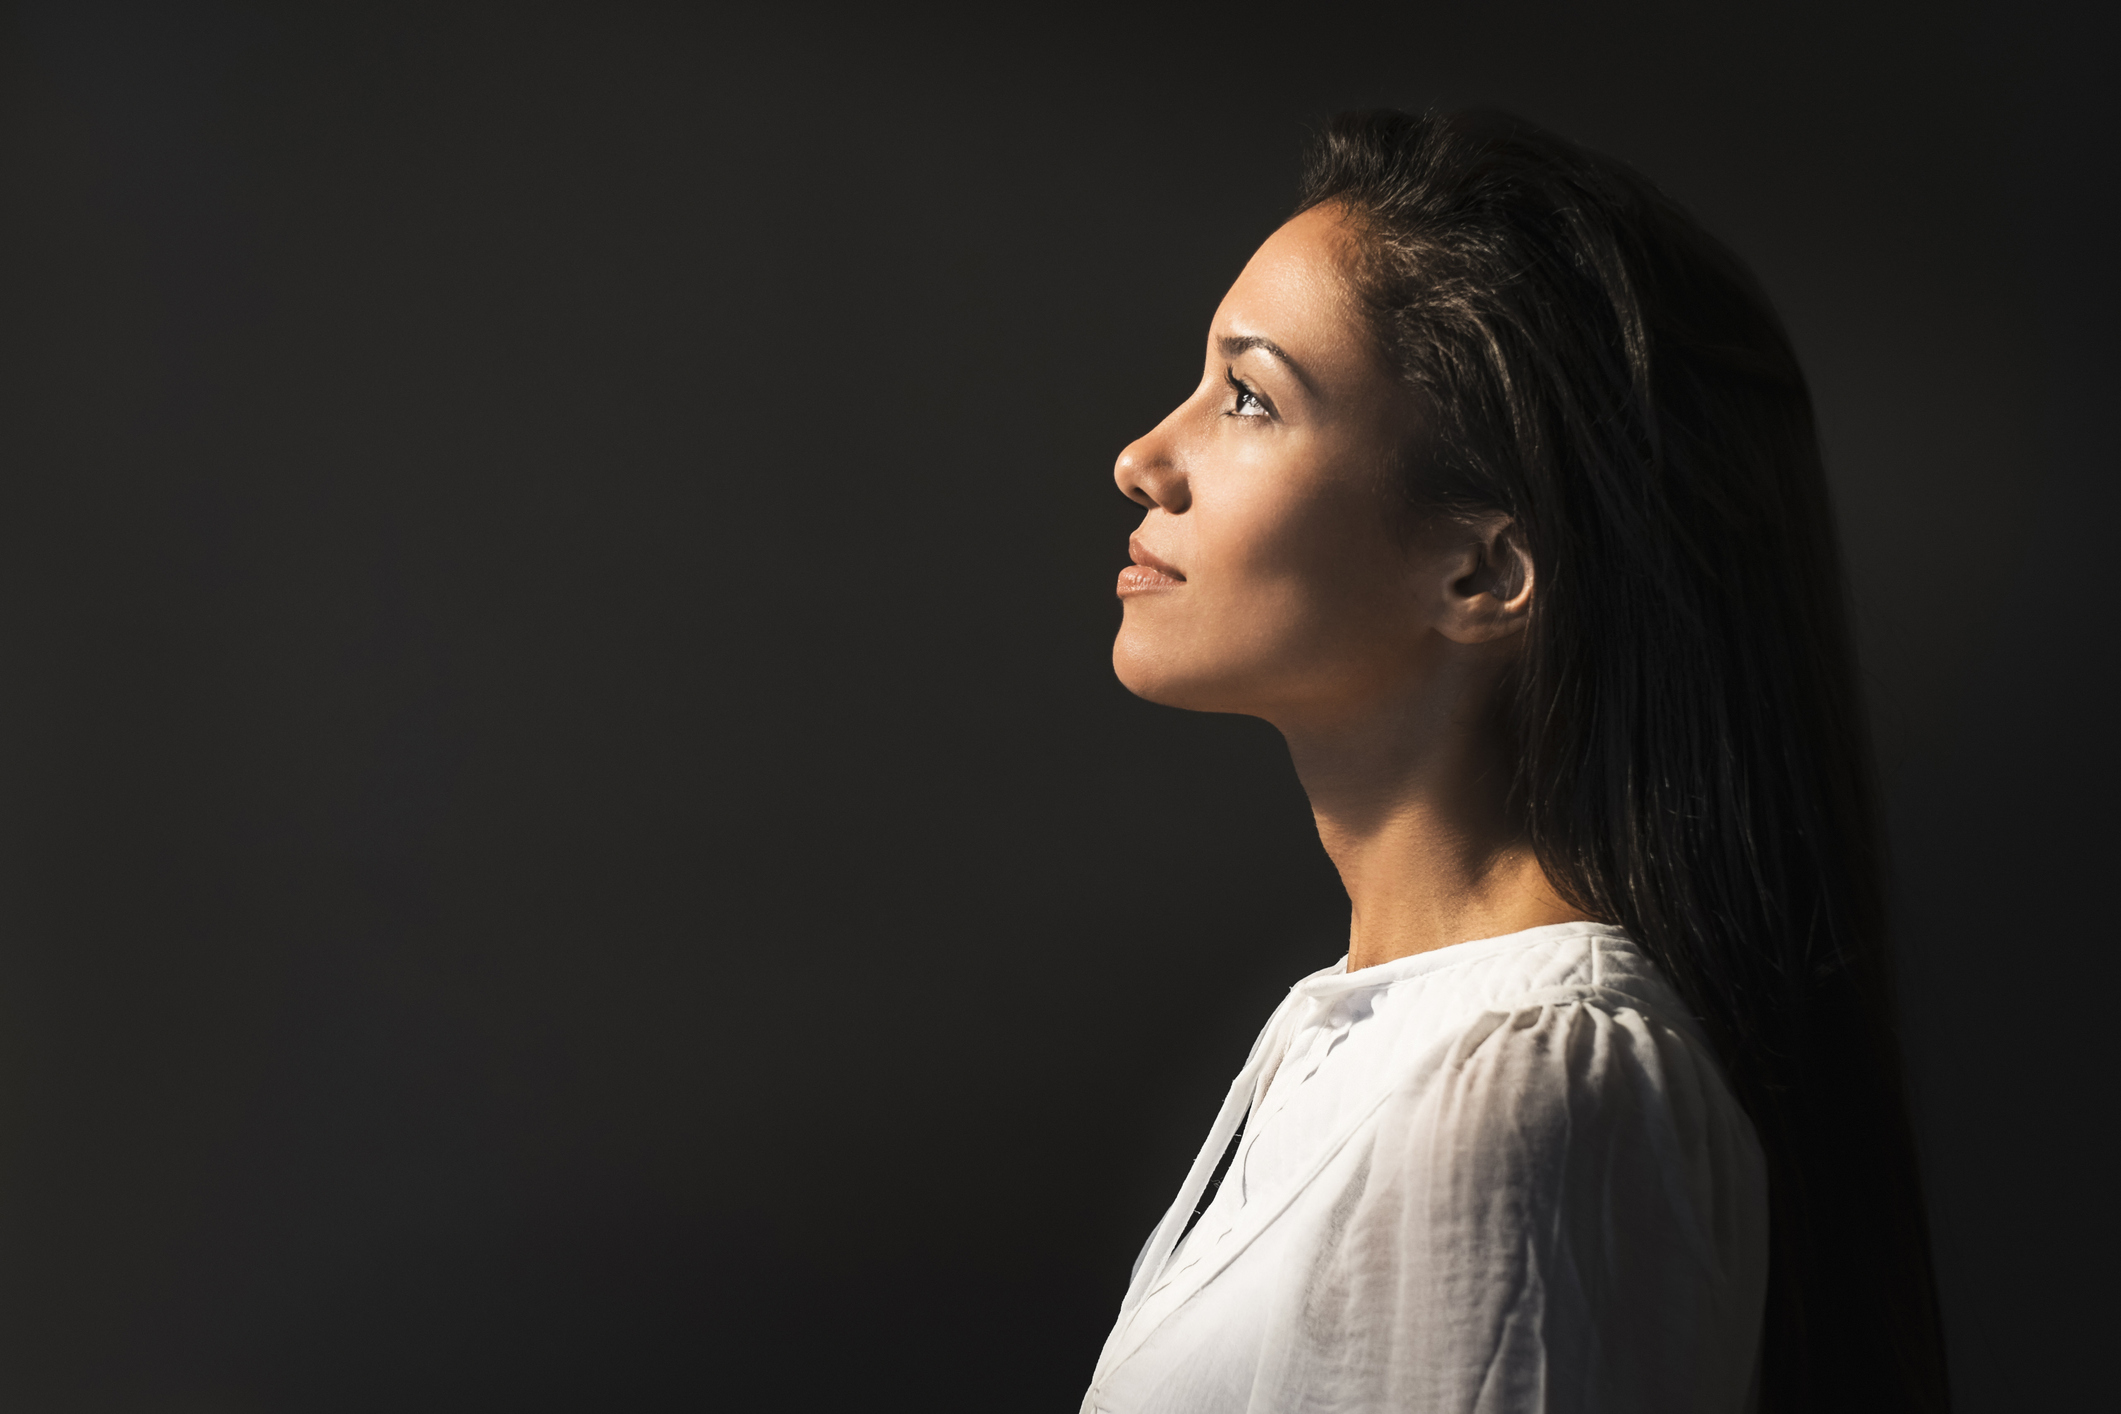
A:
1204,466,1397,618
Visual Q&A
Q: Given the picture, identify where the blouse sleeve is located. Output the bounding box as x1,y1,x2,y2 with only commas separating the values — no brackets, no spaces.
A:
1271,995,1769,1413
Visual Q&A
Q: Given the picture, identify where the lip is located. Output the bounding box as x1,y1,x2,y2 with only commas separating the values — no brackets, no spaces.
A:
1118,537,1185,596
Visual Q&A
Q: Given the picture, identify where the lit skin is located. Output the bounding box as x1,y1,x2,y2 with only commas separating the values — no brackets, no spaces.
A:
1114,204,1588,970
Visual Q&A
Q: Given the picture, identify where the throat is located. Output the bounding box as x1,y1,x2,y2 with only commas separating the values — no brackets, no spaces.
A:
1314,803,1592,971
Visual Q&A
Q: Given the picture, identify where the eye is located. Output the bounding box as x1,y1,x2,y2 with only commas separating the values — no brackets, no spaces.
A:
1224,370,1270,419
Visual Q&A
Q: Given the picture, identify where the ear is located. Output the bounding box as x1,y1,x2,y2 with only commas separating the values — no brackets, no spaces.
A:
1431,516,1533,645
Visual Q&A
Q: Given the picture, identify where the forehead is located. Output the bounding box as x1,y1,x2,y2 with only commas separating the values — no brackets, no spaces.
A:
1213,205,1372,376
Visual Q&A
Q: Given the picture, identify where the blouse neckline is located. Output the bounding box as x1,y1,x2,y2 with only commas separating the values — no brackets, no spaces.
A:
1296,920,1632,1001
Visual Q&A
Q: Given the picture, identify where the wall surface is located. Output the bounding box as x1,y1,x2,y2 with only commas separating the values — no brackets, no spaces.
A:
2,1,2113,1408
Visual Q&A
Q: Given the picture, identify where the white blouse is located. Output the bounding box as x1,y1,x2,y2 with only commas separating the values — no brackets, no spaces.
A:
1082,921,1768,1414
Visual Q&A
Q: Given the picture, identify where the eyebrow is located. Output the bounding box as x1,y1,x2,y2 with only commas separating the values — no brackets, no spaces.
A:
1217,334,1316,394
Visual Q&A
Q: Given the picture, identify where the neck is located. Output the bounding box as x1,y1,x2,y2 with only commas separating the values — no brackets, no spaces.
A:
1280,682,1588,972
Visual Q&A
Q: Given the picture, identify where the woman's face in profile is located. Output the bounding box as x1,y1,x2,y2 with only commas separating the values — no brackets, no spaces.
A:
1112,205,1444,729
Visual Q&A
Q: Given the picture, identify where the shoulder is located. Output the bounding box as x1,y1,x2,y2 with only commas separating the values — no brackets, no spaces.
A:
1348,938,1764,1274
1438,982,1733,1142
1367,928,1755,1174
1362,924,1706,1061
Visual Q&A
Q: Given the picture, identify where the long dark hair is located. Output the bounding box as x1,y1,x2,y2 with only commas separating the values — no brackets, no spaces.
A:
1296,110,1947,1411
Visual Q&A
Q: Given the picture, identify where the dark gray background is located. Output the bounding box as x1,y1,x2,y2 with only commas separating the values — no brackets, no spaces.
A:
2,1,2113,1408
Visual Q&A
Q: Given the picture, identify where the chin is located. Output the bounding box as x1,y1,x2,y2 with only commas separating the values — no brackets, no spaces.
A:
1112,631,1185,707
1112,632,1250,715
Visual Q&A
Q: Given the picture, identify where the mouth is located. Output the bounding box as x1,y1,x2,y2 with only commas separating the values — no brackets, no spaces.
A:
1117,537,1185,595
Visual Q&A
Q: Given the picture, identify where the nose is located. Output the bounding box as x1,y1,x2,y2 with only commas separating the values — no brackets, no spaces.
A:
1114,414,1191,513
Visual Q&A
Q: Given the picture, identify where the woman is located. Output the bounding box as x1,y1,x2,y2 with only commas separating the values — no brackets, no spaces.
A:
1083,111,1948,1413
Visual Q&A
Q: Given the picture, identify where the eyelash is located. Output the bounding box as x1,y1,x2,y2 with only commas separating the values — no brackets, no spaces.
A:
1224,370,1269,419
